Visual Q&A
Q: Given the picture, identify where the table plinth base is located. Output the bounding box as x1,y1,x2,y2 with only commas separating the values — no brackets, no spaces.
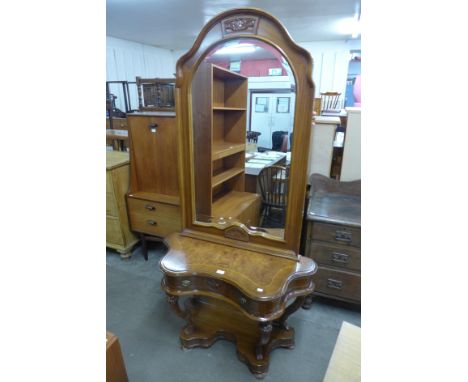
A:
178,297,295,379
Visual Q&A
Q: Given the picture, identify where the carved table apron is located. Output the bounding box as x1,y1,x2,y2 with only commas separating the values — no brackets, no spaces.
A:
160,233,317,378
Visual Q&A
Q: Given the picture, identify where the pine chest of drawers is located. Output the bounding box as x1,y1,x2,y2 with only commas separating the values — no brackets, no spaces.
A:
303,174,360,306
106,151,139,258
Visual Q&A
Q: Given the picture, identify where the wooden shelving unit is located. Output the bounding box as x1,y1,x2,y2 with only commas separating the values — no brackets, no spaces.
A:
192,63,260,225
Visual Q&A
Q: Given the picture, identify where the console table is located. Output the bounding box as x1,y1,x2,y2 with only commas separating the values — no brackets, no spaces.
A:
161,233,316,378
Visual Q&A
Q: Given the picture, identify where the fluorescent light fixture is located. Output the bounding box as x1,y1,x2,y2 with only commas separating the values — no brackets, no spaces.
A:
215,43,256,55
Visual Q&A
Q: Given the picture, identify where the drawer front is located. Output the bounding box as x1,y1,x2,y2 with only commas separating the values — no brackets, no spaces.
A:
309,242,361,272
106,118,127,130
106,192,118,217
311,222,361,248
107,216,124,246
106,172,114,194
127,197,181,237
314,267,360,302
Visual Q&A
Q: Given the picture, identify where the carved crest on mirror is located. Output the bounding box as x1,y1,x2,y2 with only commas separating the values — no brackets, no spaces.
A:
222,16,259,36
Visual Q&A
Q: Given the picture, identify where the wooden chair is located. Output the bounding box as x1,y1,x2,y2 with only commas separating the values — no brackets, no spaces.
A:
313,98,322,116
320,92,341,114
258,165,289,227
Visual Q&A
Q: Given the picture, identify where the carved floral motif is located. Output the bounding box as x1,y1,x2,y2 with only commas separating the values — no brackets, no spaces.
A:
222,16,258,35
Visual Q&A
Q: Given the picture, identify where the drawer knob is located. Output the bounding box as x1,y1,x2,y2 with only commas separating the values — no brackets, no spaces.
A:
181,279,191,287
330,252,350,264
145,204,156,211
148,123,158,133
335,230,352,243
239,297,247,305
327,278,343,290
147,219,157,226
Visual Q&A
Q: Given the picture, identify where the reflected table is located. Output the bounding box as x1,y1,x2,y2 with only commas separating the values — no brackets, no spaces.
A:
245,151,287,193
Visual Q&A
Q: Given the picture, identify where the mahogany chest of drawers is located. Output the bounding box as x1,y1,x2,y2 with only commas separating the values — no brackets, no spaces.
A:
303,174,361,305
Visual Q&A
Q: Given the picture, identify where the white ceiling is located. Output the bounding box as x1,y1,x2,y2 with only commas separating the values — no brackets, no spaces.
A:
106,0,361,50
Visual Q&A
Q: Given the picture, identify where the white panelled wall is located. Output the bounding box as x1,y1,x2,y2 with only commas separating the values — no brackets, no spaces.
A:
106,36,177,111
106,37,361,111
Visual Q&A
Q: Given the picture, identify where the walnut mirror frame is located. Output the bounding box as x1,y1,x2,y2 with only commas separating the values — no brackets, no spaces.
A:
175,8,315,259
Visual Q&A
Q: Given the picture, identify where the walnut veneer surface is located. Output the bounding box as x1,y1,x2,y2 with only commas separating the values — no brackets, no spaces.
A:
161,232,317,377
162,233,316,302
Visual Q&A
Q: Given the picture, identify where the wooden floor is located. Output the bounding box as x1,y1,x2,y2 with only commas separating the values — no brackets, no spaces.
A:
323,321,361,382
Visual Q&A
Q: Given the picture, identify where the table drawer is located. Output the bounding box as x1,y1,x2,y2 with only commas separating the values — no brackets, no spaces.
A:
311,222,360,248
127,197,181,237
314,267,360,302
107,216,124,246
309,242,361,272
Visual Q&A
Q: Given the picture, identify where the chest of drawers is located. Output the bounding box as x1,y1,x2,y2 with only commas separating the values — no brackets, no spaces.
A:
106,151,138,258
303,174,360,306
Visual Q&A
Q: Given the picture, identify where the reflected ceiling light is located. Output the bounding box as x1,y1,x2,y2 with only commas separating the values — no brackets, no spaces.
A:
215,43,256,55
336,13,361,38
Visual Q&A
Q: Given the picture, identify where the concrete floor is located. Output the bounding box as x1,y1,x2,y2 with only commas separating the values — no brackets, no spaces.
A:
106,243,360,382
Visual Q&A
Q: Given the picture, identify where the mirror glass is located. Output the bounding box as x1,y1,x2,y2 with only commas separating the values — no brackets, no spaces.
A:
190,38,296,240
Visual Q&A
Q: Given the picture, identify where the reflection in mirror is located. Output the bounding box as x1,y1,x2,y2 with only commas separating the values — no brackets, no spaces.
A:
191,38,296,240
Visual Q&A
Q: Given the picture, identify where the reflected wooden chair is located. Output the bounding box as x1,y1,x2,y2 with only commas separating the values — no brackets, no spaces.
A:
271,131,288,152
258,165,289,227
320,92,341,114
247,131,261,143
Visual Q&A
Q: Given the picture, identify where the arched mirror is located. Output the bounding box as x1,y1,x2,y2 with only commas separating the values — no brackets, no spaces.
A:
191,38,295,240
176,9,314,259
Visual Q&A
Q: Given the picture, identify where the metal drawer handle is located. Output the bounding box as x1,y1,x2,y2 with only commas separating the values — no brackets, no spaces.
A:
327,278,343,290
330,252,350,264
207,279,221,290
181,279,191,287
239,297,247,305
148,123,158,133
147,219,157,226
145,204,155,211
335,230,352,243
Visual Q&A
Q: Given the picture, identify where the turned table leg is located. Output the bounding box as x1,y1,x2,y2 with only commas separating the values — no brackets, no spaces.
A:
166,293,196,335
302,294,313,310
276,296,306,330
255,321,273,360
140,234,148,261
